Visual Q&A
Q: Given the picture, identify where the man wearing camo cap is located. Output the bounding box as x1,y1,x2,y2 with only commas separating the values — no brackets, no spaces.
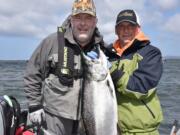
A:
24,0,107,134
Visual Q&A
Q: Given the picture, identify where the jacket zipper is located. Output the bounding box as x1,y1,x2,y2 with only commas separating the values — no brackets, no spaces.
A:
141,100,155,119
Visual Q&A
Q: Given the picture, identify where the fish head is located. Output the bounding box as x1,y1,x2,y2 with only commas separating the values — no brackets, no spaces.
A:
83,46,109,81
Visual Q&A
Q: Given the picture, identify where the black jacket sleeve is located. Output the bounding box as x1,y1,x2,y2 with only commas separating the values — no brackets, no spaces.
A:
127,45,163,94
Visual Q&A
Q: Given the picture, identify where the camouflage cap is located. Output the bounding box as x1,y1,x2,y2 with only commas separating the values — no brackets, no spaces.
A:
72,0,96,16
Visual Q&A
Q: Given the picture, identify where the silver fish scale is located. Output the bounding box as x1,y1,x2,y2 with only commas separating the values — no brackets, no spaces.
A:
82,47,118,135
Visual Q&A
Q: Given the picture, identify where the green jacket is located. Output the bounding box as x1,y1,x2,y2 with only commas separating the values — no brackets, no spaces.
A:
105,32,163,133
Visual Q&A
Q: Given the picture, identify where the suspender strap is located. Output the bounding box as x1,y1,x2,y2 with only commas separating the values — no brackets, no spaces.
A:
56,27,74,86
55,27,83,86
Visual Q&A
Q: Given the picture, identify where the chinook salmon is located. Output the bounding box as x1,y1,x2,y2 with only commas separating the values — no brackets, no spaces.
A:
82,46,118,135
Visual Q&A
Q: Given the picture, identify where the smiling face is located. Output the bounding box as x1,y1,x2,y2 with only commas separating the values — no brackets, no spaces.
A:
71,13,97,47
116,21,139,47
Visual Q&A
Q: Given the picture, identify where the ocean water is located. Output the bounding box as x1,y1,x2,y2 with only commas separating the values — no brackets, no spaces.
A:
0,59,180,135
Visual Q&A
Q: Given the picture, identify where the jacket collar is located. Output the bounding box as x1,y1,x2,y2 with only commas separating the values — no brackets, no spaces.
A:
113,30,149,56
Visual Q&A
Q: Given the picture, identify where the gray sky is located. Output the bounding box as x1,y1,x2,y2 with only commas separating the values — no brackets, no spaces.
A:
0,0,180,60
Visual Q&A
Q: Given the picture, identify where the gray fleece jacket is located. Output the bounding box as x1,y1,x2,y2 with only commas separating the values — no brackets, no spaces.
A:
24,17,105,120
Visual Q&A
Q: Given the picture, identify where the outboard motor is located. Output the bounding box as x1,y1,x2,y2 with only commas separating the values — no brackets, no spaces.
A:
0,95,44,135
0,95,21,135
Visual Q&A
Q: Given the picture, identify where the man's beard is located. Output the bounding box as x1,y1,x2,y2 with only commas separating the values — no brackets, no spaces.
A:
76,32,94,47
78,34,89,43
72,27,95,47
